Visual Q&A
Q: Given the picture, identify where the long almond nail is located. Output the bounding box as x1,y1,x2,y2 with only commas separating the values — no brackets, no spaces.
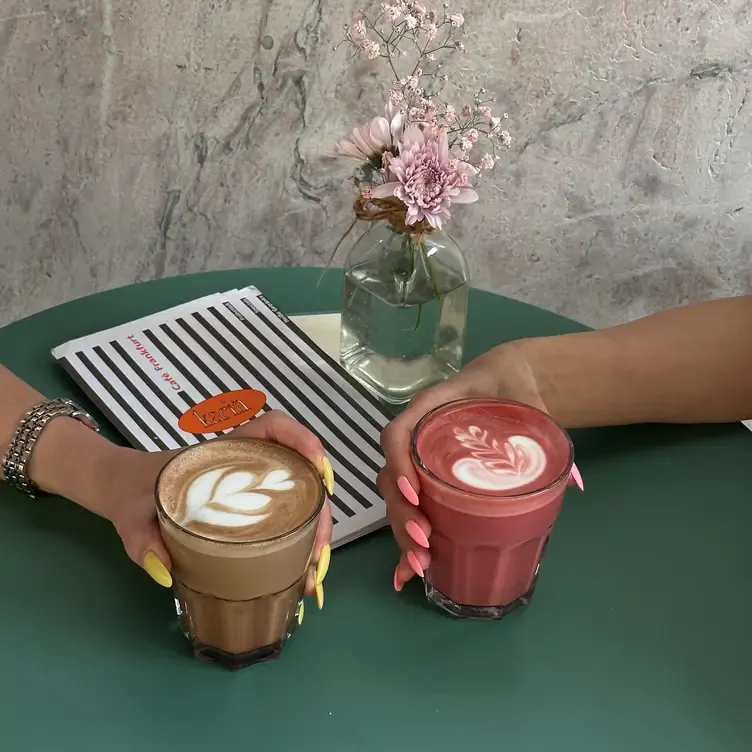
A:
393,566,403,593
397,476,419,506
298,600,305,625
405,520,429,549
571,463,584,491
143,551,172,588
316,544,331,586
406,550,424,578
315,581,325,610
322,457,335,497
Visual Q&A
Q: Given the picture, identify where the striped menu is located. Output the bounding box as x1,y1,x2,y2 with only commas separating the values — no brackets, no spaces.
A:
51,288,391,547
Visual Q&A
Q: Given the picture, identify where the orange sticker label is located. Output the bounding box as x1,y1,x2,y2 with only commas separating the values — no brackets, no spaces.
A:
178,389,266,434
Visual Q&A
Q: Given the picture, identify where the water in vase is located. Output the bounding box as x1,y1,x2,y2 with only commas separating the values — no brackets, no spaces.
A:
340,254,468,405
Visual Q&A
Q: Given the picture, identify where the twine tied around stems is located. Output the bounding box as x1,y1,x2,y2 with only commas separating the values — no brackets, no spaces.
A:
322,196,435,281
352,195,434,238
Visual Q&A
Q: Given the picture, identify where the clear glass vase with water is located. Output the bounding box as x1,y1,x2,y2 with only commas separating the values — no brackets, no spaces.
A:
340,221,469,406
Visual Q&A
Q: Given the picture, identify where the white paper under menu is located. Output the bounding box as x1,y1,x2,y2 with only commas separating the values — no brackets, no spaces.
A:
51,287,390,548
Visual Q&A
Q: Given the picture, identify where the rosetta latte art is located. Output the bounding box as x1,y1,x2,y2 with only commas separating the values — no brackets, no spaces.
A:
181,466,295,530
451,425,547,491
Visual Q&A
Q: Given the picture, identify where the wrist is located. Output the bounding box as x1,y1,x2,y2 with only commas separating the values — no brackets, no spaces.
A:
27,417,129,516
463,341,545,408
512,332,608,428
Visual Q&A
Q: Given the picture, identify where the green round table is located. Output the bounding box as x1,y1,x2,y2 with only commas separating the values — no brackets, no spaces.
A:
1,269,750,752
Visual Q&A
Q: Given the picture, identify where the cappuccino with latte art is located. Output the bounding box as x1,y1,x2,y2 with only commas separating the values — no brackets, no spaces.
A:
156,437,324,669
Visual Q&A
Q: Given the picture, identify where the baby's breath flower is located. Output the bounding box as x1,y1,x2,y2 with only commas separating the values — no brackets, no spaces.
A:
381,3,401,21
479,153,495,170
449,12,465,27
389,88,405,105
360,39,380,58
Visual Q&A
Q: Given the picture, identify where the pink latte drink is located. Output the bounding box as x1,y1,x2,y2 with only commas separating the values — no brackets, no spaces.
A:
411,399,574,619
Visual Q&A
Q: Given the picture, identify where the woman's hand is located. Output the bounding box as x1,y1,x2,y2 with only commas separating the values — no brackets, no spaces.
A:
89,411,334,604
379,343,549,591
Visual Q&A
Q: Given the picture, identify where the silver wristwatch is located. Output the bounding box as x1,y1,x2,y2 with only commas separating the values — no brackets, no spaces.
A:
1,398,100,498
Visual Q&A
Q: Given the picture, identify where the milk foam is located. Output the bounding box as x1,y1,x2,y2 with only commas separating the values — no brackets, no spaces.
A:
180,466,295,531
451,425,547,491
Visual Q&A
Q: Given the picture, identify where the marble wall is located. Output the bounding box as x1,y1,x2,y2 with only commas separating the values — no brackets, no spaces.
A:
1,0,750,327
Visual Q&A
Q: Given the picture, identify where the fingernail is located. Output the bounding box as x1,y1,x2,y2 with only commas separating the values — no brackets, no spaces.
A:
406,550,424,578
316,543,331,586
393,566,403,593
322,456,335,497
571,462,584,491
143,551,172,588
298,600,305,625
397,476,419,506
405,519,429,549
315,581,325,610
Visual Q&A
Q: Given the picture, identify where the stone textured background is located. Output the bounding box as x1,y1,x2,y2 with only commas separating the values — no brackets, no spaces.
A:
1,0,750,327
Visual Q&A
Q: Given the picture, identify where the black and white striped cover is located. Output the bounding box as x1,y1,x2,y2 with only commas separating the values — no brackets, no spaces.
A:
51,288,390,547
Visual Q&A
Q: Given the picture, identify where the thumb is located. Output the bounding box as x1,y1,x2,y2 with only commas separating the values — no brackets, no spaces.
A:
381,386,456,496
380,409,420,496
119,519,174,588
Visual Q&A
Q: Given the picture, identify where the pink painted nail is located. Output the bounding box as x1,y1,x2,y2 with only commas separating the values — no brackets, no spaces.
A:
570,462,584,491
397,476,419,506
406,550,424,578
405,520,430,549
393,567,403,593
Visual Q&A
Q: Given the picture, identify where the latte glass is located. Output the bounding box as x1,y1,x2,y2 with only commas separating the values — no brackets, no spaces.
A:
155,438,325,669
411,399,574,620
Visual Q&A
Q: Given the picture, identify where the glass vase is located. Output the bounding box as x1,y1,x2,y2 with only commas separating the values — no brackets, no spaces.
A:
340,220,469,406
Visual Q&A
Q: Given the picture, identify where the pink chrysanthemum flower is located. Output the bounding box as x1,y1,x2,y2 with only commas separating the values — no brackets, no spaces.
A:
371,125,478,229
334,103,404,163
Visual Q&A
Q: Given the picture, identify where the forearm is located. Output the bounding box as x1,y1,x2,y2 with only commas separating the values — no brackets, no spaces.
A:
516,296,752,428
0,365,122,512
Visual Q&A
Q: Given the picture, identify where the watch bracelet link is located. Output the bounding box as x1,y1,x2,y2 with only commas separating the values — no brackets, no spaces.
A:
1,398,100,499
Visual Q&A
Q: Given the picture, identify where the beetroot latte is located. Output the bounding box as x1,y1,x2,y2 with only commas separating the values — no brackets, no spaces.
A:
411,399,574,619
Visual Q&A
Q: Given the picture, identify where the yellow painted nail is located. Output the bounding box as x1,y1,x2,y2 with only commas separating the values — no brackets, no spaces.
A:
143,551,172,588
322,456,335,497
316,544,331,586
298,600,305,625
315,581,324,610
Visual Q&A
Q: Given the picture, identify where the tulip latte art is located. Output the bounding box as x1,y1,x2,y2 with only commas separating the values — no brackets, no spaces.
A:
451,425,547,491
181,467,296,532
159,439,322,543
